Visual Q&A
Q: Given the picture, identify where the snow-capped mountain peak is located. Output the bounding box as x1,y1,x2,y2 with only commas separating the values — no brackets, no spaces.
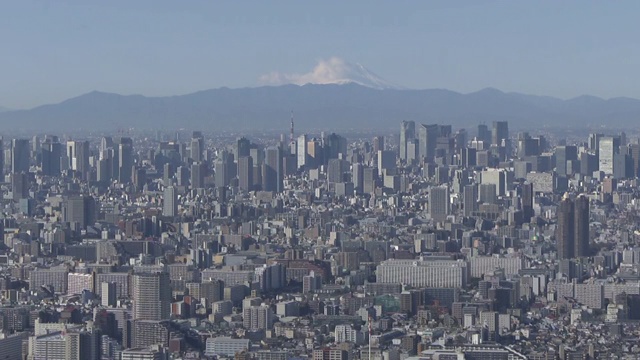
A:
259,57,404,90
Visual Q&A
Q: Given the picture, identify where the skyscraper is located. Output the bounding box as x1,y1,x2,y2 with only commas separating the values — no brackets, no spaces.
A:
377,150,396,176
297,134,308,169
477,124,491,144
352,163,364,194
66,140,90,180
191,132,204,163
263,147,282,192
327,158,347,184
236,137,251,159
11,139,30,174
163,186,177,217
11,172,28,201
418,124,439,161
64,195,96,229
429,186,450,222
190,162,205,189
41,137,62,176
555,146,578,176
491,121,509,146
373,136,385,153
557,194,573,260
598,136,620,175
400,121,416,162
574,195,590,258
132,272,171,320
118,138,134,184
323,133,347,162
522,182,534,222
238,156,254,192
463,184,478,217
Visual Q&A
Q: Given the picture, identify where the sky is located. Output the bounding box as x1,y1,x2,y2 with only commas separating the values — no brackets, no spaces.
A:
1,1,640,109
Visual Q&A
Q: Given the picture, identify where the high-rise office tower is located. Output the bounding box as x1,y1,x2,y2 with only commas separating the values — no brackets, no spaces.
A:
262,147,282,192
614,151,634,179
118,138,134,184
66,140,90,180
429,186,450,222
236,137,251,159
132,272,171,320
463,184,478,217
462,148,477,168
163,186,177,217
176,165,190,187
238,156,254,192
373,136,385,153
297,134,308,169
377,150,396,176
11,172,28,201
522,182,534,222
133,166,146,190
555,146,578,176
41,137,62,176
491,121,509,146
628,143,640,178
400,121,416,161
406,138,419,164
190,162,205,189
574,195,590,258
100,136,113,153
64,195,96,229
323,133,347,162
191,132,204,163
557,194,574,260
11,139,30,174
307,138,322,168
327,158,347,184
352,163,364,194
588,133,603,154
363,167,377,194
477,124,491,144
418,124,439,161
598,136,620,175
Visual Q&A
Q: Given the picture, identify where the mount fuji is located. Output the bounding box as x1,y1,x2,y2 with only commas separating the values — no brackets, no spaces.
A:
258,57,404,90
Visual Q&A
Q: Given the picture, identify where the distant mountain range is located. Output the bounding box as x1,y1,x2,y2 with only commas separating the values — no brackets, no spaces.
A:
0,83,639,131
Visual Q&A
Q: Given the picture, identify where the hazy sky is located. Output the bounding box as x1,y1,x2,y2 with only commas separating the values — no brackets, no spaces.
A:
2,1,640,109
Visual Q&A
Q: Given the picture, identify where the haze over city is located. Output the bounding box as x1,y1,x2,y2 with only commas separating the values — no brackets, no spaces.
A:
2,2,640,360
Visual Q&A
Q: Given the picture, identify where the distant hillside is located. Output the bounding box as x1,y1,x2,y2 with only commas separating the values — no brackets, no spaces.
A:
1,83,639,131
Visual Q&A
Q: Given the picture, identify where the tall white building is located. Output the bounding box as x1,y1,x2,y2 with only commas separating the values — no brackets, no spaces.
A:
162,186,177,217
376,259,469,288
599,137,615,175
297,134,308,169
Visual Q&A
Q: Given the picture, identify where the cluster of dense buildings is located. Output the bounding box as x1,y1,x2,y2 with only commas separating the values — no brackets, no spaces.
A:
0,120,639,359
